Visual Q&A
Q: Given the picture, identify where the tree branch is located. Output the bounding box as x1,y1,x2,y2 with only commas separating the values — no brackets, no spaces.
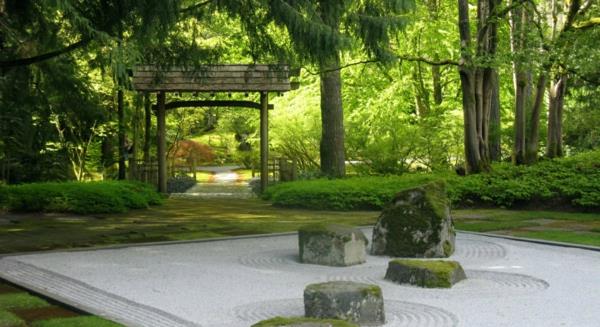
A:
305,56,458,75
0,38,91,68
180,0,213,14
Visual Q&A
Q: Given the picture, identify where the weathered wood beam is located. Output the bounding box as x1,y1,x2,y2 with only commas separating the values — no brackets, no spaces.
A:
260,92,269,193
156,92,167,193
152,100,274,111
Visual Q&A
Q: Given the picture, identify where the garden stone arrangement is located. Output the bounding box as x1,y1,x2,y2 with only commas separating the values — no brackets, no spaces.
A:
1,229,600,326
371,182,456,258
304,281,385,325
298,224,368,267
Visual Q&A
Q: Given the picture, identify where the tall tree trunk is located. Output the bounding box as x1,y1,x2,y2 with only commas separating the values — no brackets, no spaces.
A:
319,54,346,177
489,71,501,161
458,0,484,173
525,73,546,163
458,0,498,173
547,74,567,158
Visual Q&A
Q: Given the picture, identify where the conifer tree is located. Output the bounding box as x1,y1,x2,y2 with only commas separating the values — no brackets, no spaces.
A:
216,0,415,177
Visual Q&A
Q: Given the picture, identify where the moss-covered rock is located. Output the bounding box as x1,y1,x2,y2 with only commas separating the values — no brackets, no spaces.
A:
304,281,385,325
371,181,456,257
384,259,466,288
298,224,368,267
251,316,358,327
0,310,26,327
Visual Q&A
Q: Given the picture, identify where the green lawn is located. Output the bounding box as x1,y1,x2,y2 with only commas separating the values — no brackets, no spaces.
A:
453,209,600,246
0,281,122,326
0,198,378,254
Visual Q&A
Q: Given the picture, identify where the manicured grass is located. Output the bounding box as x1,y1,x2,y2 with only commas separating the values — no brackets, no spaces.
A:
0,293,50,310
0,281,121,327
0,309,25,327
511,231,600,247
31,316,122,327
454,209,600,246
0,198,378,254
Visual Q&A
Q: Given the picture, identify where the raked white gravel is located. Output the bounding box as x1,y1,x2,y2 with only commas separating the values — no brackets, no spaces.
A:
1,229,599,327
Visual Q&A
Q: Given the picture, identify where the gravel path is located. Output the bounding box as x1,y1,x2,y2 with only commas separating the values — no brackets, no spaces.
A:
1,230,599,327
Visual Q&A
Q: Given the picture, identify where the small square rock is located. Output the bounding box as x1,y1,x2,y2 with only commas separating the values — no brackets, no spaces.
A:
298,224,367,267
304,281,385,325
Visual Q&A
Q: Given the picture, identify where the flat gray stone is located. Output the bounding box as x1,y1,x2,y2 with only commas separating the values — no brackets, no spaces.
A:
385,259,467,288
371,181,456,258
304,281,385,325
298,224,367,266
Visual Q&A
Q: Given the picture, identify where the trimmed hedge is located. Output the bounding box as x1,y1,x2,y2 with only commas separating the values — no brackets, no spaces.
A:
264,150,600,211
1,181,162,214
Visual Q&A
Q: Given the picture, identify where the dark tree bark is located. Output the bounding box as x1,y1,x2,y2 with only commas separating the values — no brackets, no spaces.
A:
457,0,499,173
525,73,547,163
547,74,567,158
319,53,346,177
489,71,502,161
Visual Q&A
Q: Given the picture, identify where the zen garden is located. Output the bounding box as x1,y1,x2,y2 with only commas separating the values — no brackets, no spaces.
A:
1,1,600,327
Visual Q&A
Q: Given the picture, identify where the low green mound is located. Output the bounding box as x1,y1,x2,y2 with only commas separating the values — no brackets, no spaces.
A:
385,259,466,288
1,181,162,214
252,316,358,327
264,150,600,211
30,316,122,327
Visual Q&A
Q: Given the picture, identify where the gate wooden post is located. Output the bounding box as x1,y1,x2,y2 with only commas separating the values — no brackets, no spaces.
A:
157,92,167,193
260,92,269,193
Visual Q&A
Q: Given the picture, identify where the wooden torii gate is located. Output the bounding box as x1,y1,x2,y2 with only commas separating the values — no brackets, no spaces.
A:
131,64,298,193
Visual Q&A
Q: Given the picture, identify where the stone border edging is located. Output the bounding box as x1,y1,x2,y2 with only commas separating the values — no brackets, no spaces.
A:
459,231,600,252
3,225,599,258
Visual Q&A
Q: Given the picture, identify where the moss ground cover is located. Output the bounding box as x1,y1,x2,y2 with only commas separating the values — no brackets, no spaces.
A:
0,281,122,327
0,198,378,254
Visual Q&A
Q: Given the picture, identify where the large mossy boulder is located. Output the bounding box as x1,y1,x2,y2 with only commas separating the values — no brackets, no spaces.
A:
304,281,385,325
251,316,358,327
371,181,455,258
384,259,466,288
298,224,367,267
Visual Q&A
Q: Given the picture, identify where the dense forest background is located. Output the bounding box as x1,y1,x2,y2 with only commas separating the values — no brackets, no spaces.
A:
1,0,599,184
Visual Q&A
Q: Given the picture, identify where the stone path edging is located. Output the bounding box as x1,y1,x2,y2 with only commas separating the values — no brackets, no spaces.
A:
0,259,200,327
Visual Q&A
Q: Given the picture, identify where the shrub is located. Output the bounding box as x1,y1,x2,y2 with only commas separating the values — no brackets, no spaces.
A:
167,174,197,193
264,150,600,211
4,181,162,214
263,174,444,210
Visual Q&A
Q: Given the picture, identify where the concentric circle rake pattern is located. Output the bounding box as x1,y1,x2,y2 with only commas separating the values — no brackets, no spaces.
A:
385,300,459,327
232,299,458,327
466,270,549,291
232,299,303,324
452,239,507,261
238,249,301,271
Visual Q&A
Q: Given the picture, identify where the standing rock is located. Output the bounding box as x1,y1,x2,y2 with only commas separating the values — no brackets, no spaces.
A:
371,181,455,257
298,224,367,266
